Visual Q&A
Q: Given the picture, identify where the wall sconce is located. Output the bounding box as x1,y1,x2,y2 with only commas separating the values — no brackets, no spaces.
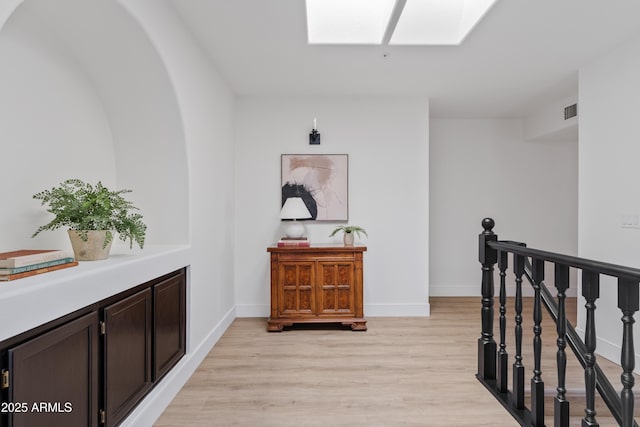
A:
309,117,320,145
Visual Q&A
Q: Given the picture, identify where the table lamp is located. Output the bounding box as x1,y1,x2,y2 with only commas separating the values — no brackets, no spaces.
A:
280,197,312,238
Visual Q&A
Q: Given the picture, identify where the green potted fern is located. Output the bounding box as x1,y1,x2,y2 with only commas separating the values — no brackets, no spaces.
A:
32,179,147,260
329,225,367,246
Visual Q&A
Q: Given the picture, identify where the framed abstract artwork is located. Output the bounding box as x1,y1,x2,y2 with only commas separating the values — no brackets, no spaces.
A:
281,154,348,221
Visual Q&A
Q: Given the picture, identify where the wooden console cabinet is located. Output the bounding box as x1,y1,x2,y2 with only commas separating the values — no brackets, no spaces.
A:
267,245,366,331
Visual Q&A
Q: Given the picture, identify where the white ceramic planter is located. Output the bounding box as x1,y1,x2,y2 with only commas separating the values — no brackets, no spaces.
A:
68,230,114,261
343,232,354,246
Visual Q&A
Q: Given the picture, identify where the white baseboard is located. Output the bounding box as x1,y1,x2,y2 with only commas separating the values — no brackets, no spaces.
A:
236,303,270,317
119,305,236,427
236,303,431,317
365,303,431,317
429,284,577,298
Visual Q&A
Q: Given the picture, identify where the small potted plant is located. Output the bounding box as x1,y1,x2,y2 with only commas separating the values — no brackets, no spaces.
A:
32,179,147,260
329,225,367,246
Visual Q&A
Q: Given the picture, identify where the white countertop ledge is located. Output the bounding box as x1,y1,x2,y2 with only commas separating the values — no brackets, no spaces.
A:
0,244,191,342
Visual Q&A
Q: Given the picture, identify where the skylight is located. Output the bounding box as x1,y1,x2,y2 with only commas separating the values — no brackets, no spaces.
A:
390,0,498,45
306,0,396,45
306,0,498,46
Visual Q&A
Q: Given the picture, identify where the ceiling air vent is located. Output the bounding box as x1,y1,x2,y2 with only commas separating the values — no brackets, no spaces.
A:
564,103,577,120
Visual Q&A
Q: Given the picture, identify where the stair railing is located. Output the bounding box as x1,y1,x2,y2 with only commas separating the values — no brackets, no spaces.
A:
477,217,640,427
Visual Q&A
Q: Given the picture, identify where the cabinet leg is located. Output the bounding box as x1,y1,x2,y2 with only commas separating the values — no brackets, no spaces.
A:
267,319,292,332
266,321,283,332
345,320,367,331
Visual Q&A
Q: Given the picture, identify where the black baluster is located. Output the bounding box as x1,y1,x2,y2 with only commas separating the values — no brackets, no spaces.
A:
618,278,639,427
497,250,509,392
582,270,599,427
531,257,545,427
554,264,570,427
512,251,526,410
478,218,498,380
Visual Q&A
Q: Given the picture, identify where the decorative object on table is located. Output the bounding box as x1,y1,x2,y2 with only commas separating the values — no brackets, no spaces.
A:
277,236,311,247
0,249,77,281
32,179,147,261
309,117,320,145
0,249,69,268
281,154,348,221
0,261,79,281
329,225,367,246
280,197,312,238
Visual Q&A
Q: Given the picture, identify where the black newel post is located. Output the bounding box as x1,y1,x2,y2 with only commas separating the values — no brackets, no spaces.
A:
618,278,639,427
582,270,600,427
554,263,570,427
478,218,498,380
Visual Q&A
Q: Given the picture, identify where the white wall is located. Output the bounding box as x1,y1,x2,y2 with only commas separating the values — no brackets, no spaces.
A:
0,2,117,251
0,0,190,251
234,96,430,317
1,0,236,425
117,0,236,425
524,94,578,141
429,119,578,296
121,0,236,343
578,33,640,367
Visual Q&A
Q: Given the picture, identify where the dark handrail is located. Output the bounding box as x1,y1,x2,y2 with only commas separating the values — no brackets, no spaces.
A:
490,240,640,281
478,219,639,427
524,260,638,427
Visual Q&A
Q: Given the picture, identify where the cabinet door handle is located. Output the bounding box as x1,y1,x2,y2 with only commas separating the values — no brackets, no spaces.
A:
1,369,9,389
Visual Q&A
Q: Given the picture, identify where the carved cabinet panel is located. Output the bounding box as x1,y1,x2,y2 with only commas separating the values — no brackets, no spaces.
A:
267,246,366,332
279,262,315,317
317,262,355,316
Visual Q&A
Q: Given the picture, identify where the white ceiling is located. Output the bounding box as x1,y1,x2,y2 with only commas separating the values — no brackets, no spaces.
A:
170,0,640,118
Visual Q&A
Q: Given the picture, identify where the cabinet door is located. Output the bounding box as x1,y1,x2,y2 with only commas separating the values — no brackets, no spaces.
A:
103,288,152,427
317,262,355,316
153,273,185,381
278,262,315,317
7,311,99,427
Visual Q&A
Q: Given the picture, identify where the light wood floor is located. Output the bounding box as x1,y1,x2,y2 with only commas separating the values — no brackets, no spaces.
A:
154,297,630,427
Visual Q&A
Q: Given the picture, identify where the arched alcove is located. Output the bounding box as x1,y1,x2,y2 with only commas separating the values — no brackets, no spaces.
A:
0,0,189,251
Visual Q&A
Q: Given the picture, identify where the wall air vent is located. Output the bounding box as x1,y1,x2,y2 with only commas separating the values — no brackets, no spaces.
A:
564,103,577,120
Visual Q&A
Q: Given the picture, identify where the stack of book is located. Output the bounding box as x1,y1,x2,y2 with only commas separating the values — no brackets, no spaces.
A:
277,237,310,247
0,249,77,281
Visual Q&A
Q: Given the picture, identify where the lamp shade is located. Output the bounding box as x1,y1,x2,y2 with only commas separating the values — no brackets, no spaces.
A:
280,197,312,220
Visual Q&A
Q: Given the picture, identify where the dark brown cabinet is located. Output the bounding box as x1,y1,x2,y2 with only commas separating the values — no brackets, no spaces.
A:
103,288,153,427
153,275,185,382
6,312,99,427
0,268,186,427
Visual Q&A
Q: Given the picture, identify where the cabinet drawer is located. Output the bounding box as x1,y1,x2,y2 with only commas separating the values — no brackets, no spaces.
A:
276,253,355,263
